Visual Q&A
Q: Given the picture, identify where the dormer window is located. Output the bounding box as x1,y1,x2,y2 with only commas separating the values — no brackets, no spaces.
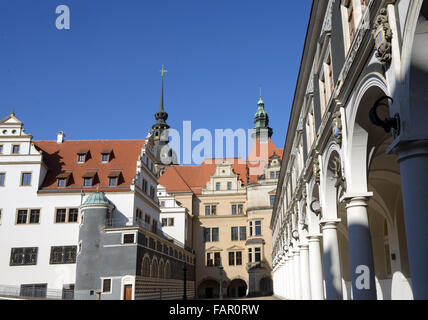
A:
57,179,66,187
0,145,3,154
227,182,232,190
216,182,221,191
108,171,121,187
77,149,89,164
12,145,20,154
101,149,112,163
56,172,71,188
82,171,96,187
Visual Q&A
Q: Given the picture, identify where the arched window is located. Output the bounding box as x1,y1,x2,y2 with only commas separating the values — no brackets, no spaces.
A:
151,258,158,278
164,261,171,279
141,256,150,277
158,259,165,279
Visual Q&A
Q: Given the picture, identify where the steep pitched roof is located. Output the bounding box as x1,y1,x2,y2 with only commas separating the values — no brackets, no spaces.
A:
159,140,284,194
34,140,146,193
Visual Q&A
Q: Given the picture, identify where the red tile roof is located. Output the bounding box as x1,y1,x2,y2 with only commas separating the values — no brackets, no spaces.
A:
34,140,146,193
159,139,283,194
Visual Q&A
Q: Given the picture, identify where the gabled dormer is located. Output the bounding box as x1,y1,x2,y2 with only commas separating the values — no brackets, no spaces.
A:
202,160,246,194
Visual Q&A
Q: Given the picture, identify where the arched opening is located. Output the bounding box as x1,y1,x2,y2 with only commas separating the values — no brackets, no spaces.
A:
227,279,247,298
141,256,151,277
197,279,220,299
151,258,158,278
158,259,165,279
164,261,171,279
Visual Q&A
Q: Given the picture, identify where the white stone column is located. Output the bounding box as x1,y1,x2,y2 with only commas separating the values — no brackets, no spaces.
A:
299,244,312,300
288,252,295,299
293,248,302,299
307,234,324,300
345,195,377,300
393,141,428,299
285,257,290,299
320,220,343,300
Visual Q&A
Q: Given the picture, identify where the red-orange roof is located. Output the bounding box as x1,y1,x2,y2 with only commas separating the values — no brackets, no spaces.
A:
159,139,283,194
34,140,146,193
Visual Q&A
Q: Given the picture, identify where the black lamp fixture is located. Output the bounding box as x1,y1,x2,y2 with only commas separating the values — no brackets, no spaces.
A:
369,96,400,138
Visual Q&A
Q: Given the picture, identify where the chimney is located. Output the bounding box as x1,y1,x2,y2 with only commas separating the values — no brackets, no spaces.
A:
57,131,65,144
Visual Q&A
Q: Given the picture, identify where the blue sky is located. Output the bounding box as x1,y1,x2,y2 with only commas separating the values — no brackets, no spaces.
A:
0,0,311,163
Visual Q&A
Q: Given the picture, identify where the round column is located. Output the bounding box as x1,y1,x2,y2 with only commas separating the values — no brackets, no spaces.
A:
288,253,295,299
394,140,428,299
299,244,312,300
293,249,302,299
345,196,377,300
307,234,324,300
321,220,343,300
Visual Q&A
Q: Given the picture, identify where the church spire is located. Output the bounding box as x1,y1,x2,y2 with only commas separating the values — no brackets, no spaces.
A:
153,65,170,132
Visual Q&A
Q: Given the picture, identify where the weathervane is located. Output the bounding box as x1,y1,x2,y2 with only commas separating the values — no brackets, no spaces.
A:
160,65,168,78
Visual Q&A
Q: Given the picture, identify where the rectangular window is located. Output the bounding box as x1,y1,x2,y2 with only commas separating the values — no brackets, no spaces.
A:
236,251,242,265
0,173,5,186
21,172,32,186
55,209,67,223
77,154,86,163
255,247,261,262
207,253,213,267
211,205,216,216
229,252,235,266
109,177,118,187
123,234,135,244
168,218,174,226
227,182,232,190
205,206,210,216
232,204,237,215
255,221,262,236
101,154,109,163
10,247,38,266
270,195,275,207
150,187,155,199
248,248,252,263
83,178,92,187
29,209,40,224
270,171,275,179
12,145,20,154
214,252,221,267
276,171,280,179
231,227,239,241
216,182,221,191
212,228,219,242
240,227,247,241
17,210,27,224
238,204,243,215
102,279,112,293
50,246,77,264
249,221,253,237
0,209,2,225
68,208,79,223
162,218,168,227
57,178,66,187
203,228,211,242
0,145,3,154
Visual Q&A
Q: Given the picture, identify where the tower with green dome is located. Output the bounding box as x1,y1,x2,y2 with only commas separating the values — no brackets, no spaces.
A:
251,94,273,141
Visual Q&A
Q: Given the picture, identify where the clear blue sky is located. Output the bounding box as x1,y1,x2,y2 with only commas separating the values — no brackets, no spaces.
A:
0,0,311,162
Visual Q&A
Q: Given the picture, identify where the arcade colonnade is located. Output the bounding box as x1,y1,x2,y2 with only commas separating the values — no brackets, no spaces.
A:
271,0,428,300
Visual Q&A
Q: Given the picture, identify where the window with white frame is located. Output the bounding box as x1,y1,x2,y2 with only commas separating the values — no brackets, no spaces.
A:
342,0,368,51
319,50,334,117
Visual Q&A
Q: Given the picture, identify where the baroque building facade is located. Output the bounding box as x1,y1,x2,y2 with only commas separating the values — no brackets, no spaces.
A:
271,0,428,300
158,97,283,298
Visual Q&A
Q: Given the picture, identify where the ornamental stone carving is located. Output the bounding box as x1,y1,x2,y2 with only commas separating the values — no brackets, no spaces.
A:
373,8,393,65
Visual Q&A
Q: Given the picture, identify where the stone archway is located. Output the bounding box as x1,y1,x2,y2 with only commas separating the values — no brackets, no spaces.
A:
197,279,220,299
227,279,248,298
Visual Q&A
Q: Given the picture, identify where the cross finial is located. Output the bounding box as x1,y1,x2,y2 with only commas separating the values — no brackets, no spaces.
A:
160,65,168,78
